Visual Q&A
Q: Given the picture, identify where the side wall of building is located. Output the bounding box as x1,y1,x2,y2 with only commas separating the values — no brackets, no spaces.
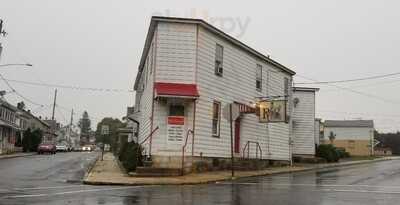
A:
134,29,158,154
151,22,197,157
195,25,291,160
292,91,316,155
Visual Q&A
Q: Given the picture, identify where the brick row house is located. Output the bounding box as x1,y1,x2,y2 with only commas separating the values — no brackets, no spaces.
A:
131,16,322,173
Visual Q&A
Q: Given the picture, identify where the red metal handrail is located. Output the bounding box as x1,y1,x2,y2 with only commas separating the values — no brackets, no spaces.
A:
136,126,158,167
139,126,159,146
242,141,262,160
181,129,194,175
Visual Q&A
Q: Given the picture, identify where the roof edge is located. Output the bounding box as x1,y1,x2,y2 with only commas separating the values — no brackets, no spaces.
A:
134,16,297,89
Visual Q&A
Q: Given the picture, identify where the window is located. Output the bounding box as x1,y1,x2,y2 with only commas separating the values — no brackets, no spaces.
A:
284,77,289,96
169,105,185,116
256,64,262,91
212,101,221,136
215,44,223,76
150,43,154,75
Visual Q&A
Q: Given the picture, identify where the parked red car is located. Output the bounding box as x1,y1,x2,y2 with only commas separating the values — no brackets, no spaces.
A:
38,143,56,154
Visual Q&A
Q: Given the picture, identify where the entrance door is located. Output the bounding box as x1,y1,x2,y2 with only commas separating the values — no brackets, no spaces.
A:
234,119,241,153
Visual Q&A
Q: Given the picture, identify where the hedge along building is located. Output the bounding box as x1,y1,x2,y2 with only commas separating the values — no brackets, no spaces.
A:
292,87,319,156
131,16,296,172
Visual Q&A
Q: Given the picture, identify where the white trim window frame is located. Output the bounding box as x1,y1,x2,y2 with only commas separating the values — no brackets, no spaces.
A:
215,44,224,76
256,64,262,92
212,101,221,137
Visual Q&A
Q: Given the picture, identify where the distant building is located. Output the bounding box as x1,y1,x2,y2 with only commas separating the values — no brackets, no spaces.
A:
0,97,19,154
18,109,51,141
43,119,59,143
323,120,374,156
374,147,392,156
55,125,79,148
292,87,319,156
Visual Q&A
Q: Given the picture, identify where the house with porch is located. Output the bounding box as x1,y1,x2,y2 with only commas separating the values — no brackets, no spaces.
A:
0,97,19,154
131,16,297,173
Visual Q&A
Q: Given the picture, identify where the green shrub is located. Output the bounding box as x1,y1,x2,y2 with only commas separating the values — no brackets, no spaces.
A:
118,142,143,172
22,128,43,152
317,144,339,162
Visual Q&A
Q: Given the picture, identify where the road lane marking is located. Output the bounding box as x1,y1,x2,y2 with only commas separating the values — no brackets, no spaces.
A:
320,188,400,195
2,186,152,199
218,182,400,189
13,185,88,191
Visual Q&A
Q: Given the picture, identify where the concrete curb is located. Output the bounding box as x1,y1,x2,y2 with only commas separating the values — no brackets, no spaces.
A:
82,153,101,183
0,153,36,160
83,156,399,186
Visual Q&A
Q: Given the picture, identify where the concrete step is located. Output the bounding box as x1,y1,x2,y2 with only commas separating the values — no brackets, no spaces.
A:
135,167,182,177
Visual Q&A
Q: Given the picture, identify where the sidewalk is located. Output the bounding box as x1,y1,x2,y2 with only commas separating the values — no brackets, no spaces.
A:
84,153,400,186
0,152,36,160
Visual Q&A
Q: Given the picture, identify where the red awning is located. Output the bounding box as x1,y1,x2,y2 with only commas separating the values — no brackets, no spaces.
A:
155,82,199,99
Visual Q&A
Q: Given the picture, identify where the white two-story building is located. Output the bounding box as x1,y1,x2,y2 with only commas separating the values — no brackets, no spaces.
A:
132,16,297,172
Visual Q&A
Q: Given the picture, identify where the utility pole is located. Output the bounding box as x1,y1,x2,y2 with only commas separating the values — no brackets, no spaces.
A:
0,19,6,62
70,109,74,126
51,89,57,120
69,109,74,145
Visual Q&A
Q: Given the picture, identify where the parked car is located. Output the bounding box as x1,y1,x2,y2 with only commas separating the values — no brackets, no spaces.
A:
38,144,56,154
82,145,92,152
56,145,68,152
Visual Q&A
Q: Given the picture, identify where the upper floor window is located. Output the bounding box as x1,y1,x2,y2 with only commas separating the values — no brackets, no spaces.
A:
256,64,262,91
212,101,221,137
284,77,289,96
215,44,223,76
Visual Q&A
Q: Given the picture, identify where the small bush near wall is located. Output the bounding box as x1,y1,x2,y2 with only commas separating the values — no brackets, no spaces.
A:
118,142,143,172
22,128,43,152
317,144,340,162
336,147,350,159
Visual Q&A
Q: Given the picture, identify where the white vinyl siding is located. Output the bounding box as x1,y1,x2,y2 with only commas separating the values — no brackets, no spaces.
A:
292,90,316,155
155,22,197,84
134,32,157,155
195,26,291,160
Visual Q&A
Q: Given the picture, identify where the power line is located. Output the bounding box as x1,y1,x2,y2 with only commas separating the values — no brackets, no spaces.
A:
55,105,68,124
0,73,45,107
3,78,134,93
317,109,400,118
296,74,400,105
296,72,400,85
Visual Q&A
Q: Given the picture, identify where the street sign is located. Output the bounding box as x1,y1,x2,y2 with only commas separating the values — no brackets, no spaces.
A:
223,103,240,121
258,100,287,123
101,125,109,135
167,116,185,144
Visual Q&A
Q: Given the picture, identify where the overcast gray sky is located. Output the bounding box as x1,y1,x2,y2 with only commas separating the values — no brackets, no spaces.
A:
1,0,400,132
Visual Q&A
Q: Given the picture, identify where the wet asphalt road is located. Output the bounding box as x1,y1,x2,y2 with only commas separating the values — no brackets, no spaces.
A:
1,155,400,205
